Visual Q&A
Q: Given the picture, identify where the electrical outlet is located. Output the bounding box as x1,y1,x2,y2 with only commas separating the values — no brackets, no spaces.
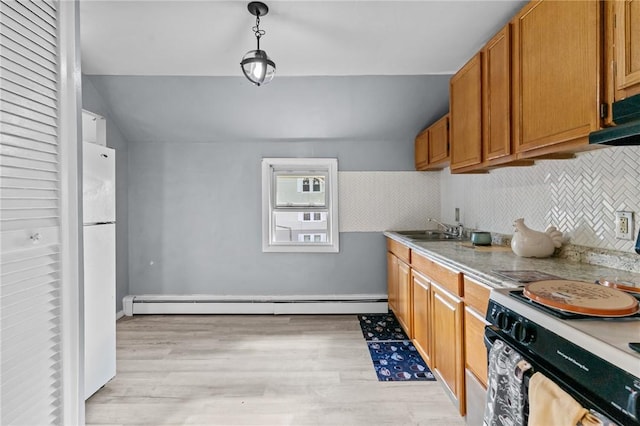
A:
455,208,460,222
615,211,634,240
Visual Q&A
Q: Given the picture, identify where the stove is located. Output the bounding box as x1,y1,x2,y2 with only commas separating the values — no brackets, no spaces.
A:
509,288,640,320
487,287,640,425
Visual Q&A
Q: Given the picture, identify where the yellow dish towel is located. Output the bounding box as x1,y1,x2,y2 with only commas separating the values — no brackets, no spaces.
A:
528,372,601,426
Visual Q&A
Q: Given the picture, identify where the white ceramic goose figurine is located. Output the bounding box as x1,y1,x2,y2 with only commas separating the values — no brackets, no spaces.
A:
511,218,563,258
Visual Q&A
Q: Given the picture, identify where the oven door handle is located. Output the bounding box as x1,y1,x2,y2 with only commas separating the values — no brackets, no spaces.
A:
484,325,501,350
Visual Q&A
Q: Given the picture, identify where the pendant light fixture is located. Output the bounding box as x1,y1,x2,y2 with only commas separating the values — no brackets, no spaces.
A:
240,2,276,86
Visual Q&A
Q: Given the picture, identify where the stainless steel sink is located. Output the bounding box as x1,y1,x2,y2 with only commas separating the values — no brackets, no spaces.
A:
394,230,460,241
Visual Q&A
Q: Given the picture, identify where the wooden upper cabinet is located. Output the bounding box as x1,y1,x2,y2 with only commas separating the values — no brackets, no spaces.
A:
512,0,603,157
415,114,449,171
415,129,429,170
428,114,450,167
482,25,516,166
450,52,483,172
614,0,640,100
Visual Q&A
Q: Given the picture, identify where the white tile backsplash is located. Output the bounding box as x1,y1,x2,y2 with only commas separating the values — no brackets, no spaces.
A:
339,171,440,232
440,145,640,254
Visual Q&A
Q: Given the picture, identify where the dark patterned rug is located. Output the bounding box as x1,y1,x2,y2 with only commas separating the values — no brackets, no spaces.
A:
366,340,436,382
357,312,409,341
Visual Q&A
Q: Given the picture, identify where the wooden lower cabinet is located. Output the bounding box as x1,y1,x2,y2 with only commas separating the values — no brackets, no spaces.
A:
431,282,465,415
387,252,399,313
396,259,412,337
464,307,489,388
411,270,431,366
388,239,492,418
386,239,412,337
463,276,491,387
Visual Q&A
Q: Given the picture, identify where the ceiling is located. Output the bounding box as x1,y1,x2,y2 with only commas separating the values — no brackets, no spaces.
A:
79,1,526,145
80,0,526,77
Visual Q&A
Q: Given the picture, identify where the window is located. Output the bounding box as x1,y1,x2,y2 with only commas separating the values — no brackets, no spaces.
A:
262,158,339,252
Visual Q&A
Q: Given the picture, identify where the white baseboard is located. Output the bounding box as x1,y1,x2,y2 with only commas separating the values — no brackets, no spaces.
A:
122,294,388,316
115,310,125,320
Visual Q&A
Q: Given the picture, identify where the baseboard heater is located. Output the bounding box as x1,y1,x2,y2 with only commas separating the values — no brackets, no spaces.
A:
122,294,389,316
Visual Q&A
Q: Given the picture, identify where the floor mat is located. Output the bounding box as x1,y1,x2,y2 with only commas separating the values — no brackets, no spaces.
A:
358,312,409,341
366,340,436,382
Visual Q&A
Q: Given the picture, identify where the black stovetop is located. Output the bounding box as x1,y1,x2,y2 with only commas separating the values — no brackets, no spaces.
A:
508,289,640,320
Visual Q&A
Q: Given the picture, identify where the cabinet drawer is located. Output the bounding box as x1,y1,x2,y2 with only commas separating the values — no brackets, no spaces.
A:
463,276,491,317
412,251,462,296
386,238,410,263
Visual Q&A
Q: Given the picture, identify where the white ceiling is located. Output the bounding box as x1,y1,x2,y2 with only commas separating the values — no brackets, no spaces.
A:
80,0,527,77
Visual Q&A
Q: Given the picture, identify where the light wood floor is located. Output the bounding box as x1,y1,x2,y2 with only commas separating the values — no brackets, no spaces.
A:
85,315,466,425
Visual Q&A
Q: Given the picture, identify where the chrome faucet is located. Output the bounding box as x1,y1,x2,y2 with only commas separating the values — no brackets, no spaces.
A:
428,218,449,232
428,218,464,238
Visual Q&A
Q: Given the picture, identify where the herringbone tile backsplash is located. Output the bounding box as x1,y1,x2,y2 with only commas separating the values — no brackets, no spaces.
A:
440,146,640,253
339,171,440,232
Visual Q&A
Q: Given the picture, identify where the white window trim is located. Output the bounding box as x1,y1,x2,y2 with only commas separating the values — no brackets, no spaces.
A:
262,158,339,253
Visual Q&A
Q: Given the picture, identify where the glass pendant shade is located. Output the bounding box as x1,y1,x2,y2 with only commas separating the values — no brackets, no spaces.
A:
241,49,276,86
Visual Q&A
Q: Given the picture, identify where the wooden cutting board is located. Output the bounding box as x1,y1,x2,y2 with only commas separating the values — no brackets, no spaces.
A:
524,280,639,317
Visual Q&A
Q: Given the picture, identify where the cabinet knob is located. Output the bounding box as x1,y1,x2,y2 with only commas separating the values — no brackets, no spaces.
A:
30,233,41,243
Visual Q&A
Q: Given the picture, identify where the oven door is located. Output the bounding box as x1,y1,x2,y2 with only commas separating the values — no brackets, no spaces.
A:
484,326,623,426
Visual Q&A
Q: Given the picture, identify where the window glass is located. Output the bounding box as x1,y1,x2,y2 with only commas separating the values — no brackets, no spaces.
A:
273,211,329,243
275,174,326,207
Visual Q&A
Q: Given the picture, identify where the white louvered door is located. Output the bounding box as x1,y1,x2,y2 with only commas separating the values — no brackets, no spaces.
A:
0,0,64,424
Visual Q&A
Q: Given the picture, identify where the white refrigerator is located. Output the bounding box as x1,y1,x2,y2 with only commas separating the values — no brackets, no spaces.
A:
83,142,116,399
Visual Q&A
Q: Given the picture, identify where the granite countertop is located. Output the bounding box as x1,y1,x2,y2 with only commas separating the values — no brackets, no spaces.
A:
384,231,640,290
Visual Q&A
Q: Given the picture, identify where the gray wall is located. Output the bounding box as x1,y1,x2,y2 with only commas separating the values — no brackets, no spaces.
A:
129,141,398,296
82,78,130,311
84,74,451,298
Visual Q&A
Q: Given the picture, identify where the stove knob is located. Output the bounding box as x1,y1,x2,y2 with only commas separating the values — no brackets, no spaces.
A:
496,312,513,331
489,307,499,321
512,321,535,344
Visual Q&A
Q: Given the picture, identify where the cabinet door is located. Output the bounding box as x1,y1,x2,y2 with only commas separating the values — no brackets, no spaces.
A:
450,52,483,172
464,307,489,388
432,283,465,415
429,114,450,166
512,0,602,155
387,252,399,313
614,0,640,99
415,129,429,170
412,270,432,366
397,259,412,337
483,25,513,164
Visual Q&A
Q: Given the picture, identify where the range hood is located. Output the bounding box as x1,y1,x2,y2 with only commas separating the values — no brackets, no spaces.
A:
589,93,640,146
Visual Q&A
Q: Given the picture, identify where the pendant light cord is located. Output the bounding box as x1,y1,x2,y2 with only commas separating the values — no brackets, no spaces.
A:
252,14,266,50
